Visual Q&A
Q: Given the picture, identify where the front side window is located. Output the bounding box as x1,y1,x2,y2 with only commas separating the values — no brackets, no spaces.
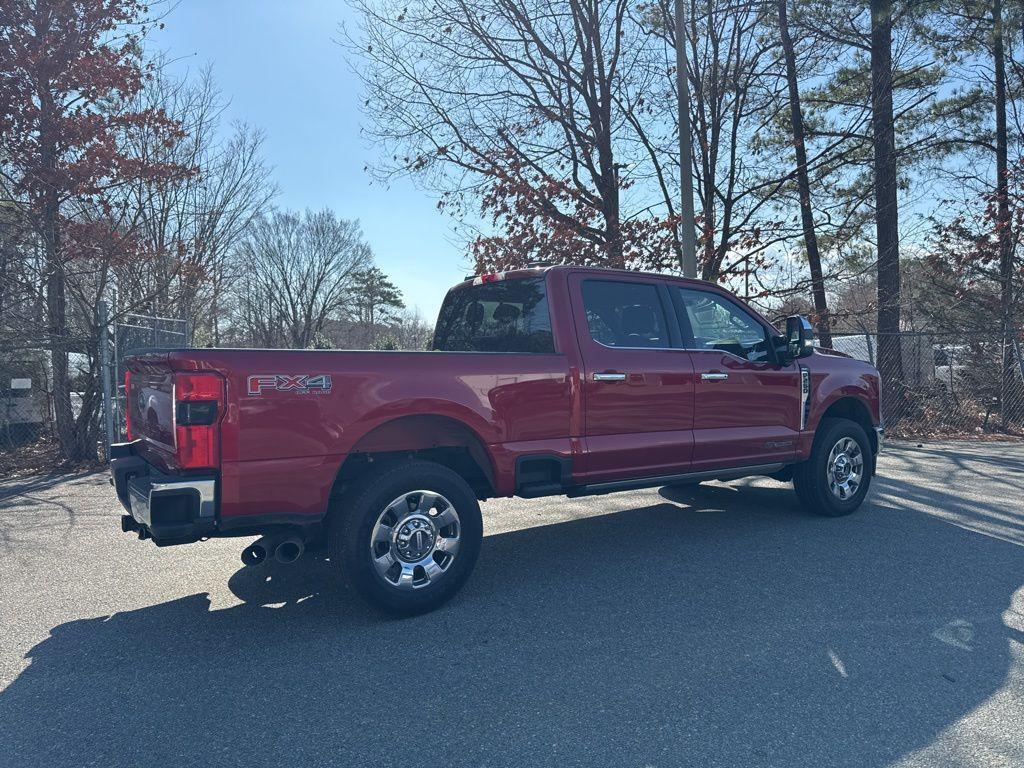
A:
581,280,668,348
675,288,770,361
433,276,554,353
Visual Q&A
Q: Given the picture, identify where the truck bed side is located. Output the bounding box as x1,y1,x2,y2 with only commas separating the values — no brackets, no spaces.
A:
159,349,577,523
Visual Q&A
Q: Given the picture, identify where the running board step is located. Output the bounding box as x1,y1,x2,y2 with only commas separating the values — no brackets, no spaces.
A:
565,463,787,498
517,482,564,498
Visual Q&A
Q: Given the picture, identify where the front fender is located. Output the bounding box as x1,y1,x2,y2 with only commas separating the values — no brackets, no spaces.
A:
798,356,881,459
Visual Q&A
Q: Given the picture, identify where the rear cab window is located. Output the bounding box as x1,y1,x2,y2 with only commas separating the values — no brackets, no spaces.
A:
433,276,555,353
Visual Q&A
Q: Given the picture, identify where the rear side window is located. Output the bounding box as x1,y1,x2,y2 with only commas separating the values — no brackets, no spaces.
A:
433,276,554,353
581,280,668,348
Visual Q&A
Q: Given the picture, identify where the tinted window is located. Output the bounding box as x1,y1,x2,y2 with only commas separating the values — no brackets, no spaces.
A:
433,276,554,353
581,280,668,348
675,288,769,361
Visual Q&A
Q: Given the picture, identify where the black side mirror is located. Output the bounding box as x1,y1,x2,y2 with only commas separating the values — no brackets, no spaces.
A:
771,334,792,366
786,315,815,359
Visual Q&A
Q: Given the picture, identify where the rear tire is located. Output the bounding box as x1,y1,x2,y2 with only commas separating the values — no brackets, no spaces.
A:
793,417,873,517
327,460,483,615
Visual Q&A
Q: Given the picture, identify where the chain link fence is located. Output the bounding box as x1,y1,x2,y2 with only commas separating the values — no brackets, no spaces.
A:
827,330,1024,440
0,307,187,455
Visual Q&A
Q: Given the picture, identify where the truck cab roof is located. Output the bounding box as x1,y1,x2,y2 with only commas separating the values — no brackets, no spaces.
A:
460,264,718,289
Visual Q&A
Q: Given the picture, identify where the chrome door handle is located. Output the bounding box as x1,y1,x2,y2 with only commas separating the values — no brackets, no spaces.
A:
701,372,729,381
593,372,627,382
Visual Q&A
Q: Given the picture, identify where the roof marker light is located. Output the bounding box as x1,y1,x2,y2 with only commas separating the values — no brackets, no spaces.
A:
472,272,504,285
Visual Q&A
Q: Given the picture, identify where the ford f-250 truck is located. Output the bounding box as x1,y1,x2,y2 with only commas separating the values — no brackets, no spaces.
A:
110,266,883,614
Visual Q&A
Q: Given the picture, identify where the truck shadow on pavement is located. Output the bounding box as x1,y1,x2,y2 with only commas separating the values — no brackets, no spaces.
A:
2,469,1023,767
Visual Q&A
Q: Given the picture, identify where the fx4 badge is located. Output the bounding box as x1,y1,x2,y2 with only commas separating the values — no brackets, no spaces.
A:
247,374,333,396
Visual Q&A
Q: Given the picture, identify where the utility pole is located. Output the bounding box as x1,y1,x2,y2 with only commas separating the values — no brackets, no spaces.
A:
676,0,698,278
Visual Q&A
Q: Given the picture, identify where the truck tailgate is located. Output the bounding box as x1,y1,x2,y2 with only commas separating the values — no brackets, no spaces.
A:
125,354,176,464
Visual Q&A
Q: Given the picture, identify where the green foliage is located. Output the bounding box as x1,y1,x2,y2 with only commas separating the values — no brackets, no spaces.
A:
307,332,335,350
371,335,400,350
351,266,405,327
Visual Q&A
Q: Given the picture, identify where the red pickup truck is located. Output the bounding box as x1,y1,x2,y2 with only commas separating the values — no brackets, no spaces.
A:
111,266,883,613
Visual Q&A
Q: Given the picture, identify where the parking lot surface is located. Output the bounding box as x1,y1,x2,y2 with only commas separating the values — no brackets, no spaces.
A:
1,442,1022,767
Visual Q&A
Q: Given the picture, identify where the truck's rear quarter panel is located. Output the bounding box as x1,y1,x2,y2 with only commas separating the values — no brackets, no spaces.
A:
164,349,575,522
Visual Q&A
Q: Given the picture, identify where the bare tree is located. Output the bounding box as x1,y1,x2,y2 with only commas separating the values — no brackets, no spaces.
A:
349,0,834,283
653,0,798,281
232,209,372,348
346,0,687,269
391,309,434,350
114,66,276,342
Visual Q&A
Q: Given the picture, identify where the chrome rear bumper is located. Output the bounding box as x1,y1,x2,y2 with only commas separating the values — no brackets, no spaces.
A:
111,441,217,545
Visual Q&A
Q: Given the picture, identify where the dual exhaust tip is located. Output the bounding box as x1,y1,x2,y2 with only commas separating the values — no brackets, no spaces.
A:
241,535,305,567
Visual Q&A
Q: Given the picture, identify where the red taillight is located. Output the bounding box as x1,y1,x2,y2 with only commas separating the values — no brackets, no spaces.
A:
173,372,224,469
124,370,133,440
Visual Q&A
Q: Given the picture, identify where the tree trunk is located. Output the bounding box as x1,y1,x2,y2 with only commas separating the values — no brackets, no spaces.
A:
597,125,623,267
675,0,698,278
777,0,832,350
870,0,904,424
992,0,1015,427
72,339,101,462
39,103,80,460
44,216,76,458
212,269,221,346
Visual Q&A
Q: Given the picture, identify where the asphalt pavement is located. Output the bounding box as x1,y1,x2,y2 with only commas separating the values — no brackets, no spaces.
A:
1,441,1022,768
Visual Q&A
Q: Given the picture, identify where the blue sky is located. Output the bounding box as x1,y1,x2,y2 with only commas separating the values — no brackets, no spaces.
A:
150,0,467,322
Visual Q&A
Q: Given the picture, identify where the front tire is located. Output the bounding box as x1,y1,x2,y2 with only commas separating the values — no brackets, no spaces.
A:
328,460,483,615
793,417,873,517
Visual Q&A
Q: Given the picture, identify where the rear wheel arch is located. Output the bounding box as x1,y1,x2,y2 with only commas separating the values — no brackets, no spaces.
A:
330,414,496,505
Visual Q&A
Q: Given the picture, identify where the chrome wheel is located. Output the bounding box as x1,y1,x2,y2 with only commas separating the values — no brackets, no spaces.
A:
827,437,864,501
369,490,461,590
